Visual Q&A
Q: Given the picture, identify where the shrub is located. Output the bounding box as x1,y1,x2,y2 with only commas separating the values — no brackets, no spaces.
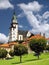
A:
9,50,14,57
0,49,7,59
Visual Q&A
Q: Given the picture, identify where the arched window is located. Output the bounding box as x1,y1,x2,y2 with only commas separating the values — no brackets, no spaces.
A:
19,35,23,40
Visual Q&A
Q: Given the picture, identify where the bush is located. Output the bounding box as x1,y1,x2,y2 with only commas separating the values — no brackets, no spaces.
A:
9,50,14,57
18,40,24,43
0,49,7,59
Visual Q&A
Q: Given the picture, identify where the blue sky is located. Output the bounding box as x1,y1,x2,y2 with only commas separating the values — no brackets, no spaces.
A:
0,0,49,43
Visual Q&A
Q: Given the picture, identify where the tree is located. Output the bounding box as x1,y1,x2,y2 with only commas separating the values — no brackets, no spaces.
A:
0,49,7,59
18,40,24,44
45,45,49,52
29,38,47,59
14,44,28,63
9,50,14,57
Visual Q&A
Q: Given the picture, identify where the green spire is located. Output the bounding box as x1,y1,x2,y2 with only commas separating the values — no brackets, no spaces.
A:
12,12,17,21
11,9,18,24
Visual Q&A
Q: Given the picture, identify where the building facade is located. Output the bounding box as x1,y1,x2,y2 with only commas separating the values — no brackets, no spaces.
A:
8,12,33,42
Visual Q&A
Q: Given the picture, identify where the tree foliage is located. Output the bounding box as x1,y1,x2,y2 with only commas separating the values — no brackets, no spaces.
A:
0,49,7,59
29,38,47,59
9,50,14,57
45,45,49,51
14,44,28,63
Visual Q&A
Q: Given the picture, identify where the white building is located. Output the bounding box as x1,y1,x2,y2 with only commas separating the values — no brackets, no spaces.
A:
8,12,34,42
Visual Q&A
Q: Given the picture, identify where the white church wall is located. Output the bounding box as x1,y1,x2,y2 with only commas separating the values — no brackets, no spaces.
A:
18,35,23,41
9,24,18,42
27,31,31,37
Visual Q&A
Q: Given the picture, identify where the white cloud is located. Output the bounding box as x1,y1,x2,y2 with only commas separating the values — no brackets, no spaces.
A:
18,1,49,38
26,11,49,38
18,1,43,12
0,33,8,43
0,0,14,9
19,25,23,28
25,11,40,29
43,11,49,19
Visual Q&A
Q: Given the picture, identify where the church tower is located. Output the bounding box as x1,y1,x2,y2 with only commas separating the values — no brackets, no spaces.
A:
9,12,18,42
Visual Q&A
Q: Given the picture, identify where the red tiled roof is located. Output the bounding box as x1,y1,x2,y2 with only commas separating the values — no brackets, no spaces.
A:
0,43,9,48
22,42,27,44
22,42,28,46
46,38,49,40
27,34,45,41
0,42,18,48
9,42,17,46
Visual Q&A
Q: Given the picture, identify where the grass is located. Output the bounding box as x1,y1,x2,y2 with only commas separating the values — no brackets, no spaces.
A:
0,52,49,65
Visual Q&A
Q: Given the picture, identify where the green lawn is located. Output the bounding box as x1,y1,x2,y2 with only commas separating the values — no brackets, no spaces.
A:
0,53,49,65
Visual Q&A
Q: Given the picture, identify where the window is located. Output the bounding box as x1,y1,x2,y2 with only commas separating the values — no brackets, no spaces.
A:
20,36,21,40
13,36,15,38
19,35,23,40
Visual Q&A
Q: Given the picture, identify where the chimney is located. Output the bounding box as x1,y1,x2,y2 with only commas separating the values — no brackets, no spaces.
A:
43,33,45,38
40,32,45,37
40,32,41,36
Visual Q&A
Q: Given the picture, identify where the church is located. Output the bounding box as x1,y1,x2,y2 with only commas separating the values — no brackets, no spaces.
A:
0,11,34,55
8,12,33,42
0,11,34,53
